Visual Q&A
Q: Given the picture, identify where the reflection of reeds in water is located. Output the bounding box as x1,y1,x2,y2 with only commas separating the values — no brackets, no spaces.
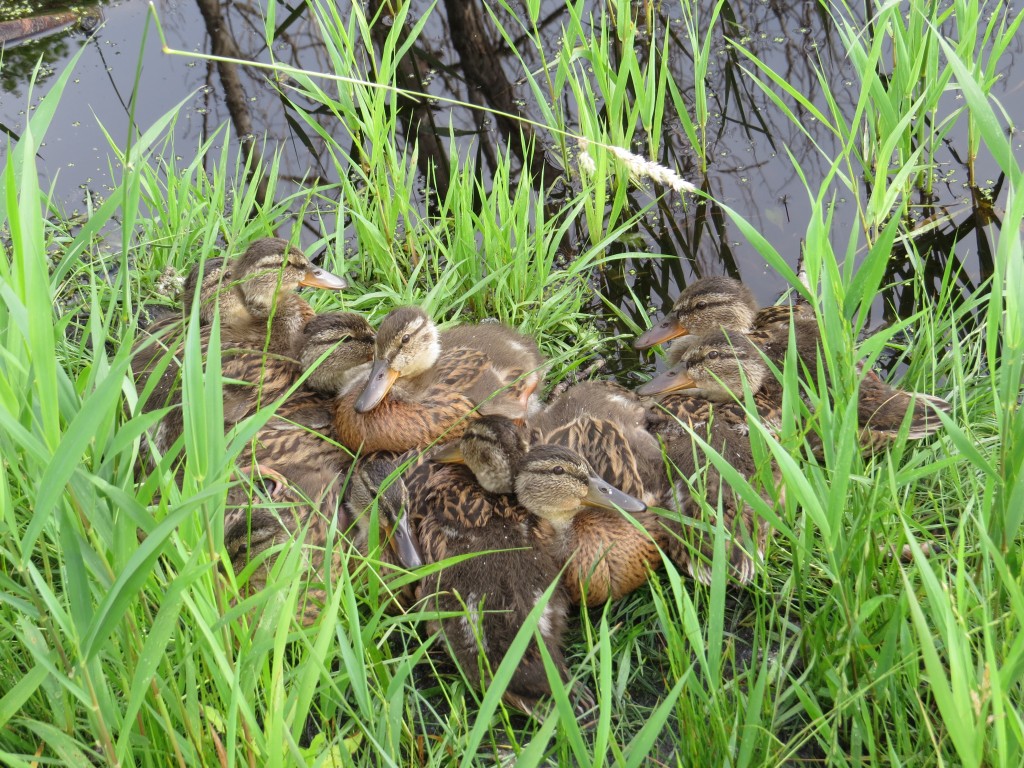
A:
577,138,697,197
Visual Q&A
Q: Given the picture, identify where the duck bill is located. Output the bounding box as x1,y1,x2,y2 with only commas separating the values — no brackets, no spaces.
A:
635,366,697,397
432,442,466,464
385,512,424,569
300,267,348,290
634,317,688,349
582,476,648,514
517,376,539,413
355,360,400,413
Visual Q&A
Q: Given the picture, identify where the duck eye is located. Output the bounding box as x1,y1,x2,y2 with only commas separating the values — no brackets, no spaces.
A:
694,300,708,310
401,333,411,344
707,350,719,360
551,466,565,476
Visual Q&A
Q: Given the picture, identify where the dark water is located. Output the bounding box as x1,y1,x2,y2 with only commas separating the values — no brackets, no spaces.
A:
2,0,1021,378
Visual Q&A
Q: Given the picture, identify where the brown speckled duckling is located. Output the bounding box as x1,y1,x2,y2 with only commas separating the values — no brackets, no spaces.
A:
410,416,589,716
634,275,812,364
514,445,657,607
639,327,951,448
224,456,422,626
636,276,950,444
527,380,770,585
241,310,375,505
132,238,346,455
334,307,541,453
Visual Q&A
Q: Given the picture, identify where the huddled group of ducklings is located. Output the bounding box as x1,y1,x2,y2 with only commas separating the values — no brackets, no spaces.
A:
131,238,951,715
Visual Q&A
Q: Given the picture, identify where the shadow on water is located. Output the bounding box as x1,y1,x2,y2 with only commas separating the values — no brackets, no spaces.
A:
1,0,1020,379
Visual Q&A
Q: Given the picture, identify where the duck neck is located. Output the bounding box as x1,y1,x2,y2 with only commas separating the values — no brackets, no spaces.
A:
259,294,312,354
531,512,578,559
211,284,256,327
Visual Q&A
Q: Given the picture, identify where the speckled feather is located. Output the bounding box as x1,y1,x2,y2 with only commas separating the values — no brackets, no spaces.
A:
530,381,669,507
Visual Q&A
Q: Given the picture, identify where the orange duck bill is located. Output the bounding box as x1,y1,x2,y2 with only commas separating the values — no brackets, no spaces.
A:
299,266,348,290
634,364,697,397
634,316,688,349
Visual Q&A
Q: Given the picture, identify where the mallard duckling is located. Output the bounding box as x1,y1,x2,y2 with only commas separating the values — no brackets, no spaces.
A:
529,381,668,506
441,320,546,412
435,408,670,605
299,311,376,395
634,275,811,363
514,445,657,607
237,312,374,501
334,307,540,453
410,416,586,716
224,456,422,625
215,238,347,423
655,416,777,584
527,382,764,582
133,238,347,454
243,311,379,508
639,328,951,446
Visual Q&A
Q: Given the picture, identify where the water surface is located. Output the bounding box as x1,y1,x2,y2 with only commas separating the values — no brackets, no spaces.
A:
2,0,1020,377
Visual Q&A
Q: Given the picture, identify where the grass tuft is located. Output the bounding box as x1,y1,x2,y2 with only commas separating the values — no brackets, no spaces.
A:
0,0,1020,764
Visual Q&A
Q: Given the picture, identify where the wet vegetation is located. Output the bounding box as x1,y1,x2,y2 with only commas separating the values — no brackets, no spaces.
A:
1,0,1022,765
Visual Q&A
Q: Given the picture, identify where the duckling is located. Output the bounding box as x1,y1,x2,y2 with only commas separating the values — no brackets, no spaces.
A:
527,382,762,582
214,238,347,424
132,238,347,455
299,311,376,396
333,307,541,453
514,445,657,607
243,311,378,510
636,276,951,438
410,416,586,716
528,381,668,506
432,407,669,605
655,416,777,585
634,275,811,363
224,456,422,626
639,328,951,448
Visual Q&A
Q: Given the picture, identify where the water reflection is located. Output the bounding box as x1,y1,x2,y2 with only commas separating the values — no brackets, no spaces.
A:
1,0,1019,377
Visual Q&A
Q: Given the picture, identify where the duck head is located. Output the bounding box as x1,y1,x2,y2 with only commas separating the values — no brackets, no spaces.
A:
513,444,647,529
228,238,347,319
354,306,441,413
634,276,758,349
300,312,376,394
432,415,530,494
636,330,769,400
345,457,424,570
